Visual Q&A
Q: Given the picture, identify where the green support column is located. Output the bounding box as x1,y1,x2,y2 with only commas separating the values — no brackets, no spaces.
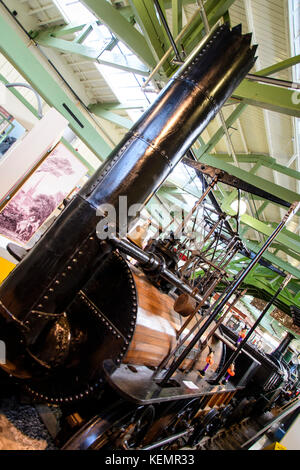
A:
0,13,112,161
129,0,171,73
172,0,183,37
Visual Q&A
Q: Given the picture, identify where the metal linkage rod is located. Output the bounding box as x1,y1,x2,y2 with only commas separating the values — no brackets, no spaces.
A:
210,274,293,385
153,0,183,62
159,202,300,385
246,73,300,90
185,288,248,373
154,275,240,377
175,237,239,340
109,236,204,304
174,177,218,237
140,428,192,450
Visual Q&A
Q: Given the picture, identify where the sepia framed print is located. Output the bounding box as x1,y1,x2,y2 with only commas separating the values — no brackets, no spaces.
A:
0,141,88,245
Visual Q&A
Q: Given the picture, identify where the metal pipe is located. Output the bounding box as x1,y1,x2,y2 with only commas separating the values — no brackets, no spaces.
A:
140,428,192,450
110,236,204,304
160,202,300,385
209,274,293,384
246,73,300,90
5,82,43,118
153,0,182,62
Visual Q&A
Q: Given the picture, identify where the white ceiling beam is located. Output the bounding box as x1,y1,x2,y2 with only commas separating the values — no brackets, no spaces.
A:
28,4,56,15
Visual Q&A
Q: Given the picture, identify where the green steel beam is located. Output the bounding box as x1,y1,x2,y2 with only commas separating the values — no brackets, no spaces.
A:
210,153,300,181
270,242,300,264
256,55,300,77
95,102,144,111
260,159,300,181
172,0,183,37
178,0,236,59
232,80,300,117
0,14,112,161
257,200,269,216
81,0,156,69
129,0,171,71
89,104,133,130
32,32,100,59
32,31,149,76
245,240,300,280
269,224,300,244
74,24,94,44
240,214,300,255
210,153,270,163
95,59,149,76
193,153,300,207
30,22,90,39
164,0,202,7
222,10,231,27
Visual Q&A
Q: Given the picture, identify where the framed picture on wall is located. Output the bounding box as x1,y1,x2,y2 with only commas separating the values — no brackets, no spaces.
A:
0,141,88,245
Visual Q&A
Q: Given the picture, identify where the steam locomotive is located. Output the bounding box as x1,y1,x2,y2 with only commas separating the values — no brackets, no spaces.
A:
0,24,298,450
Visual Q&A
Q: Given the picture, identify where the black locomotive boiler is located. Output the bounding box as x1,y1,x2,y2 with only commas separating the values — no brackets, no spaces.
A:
0,24,298,450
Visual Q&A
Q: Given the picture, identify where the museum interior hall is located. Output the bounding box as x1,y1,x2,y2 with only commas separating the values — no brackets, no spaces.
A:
0,0,299,453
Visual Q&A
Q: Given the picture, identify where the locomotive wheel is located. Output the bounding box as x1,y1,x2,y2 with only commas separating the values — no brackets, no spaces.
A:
141,399,200,450
218,404,233,426
189,409,220,446
62,402,155,450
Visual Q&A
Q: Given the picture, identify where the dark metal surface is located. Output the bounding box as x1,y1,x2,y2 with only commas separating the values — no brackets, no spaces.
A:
103,360,238,405
182,157,290,207
110,236,205,304
23,251,138,402
0,24,257,397
270,332,295,361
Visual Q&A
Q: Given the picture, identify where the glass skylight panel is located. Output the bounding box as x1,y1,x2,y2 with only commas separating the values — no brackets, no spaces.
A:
54,0,157,121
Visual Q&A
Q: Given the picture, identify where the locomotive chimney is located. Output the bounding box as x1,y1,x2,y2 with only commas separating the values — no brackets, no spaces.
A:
271,332,295,361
